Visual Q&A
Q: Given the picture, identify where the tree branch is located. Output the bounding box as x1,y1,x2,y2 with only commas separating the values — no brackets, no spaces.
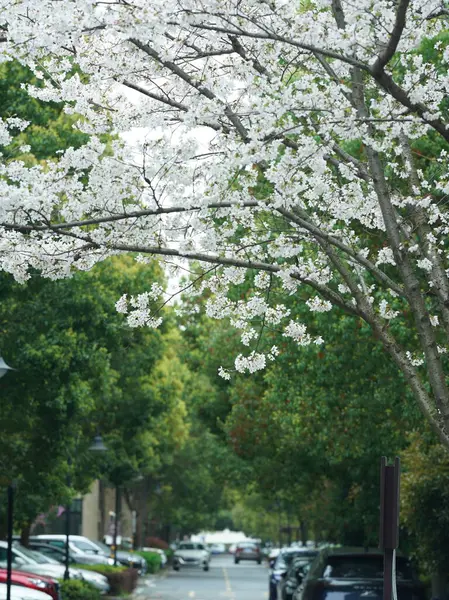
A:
129,38,250,141
276,206,405,297
371,0,410,76
1,201,260,233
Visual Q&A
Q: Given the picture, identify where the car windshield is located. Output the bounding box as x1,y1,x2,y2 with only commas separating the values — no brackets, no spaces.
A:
276,550,315,570
34,547,65,563
72,540,99,553
15,545,57,565
91,541,111,555
179,543,204,550
323,556,413,580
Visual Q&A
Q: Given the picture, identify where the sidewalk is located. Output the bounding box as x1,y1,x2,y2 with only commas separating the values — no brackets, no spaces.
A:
133,570,169,599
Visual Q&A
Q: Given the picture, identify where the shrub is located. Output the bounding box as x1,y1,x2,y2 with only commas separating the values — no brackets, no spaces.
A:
105,568,139,595
135,551,162,574
143,536,169,550
73,565,138,595
73,564,126,575
59,579,101,600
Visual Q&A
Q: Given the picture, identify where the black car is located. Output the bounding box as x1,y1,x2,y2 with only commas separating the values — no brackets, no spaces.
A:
293,547,426,600
269,548,318,600
279,555,315,600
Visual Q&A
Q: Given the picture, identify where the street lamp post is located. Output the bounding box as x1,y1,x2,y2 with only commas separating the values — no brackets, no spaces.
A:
64,434,108,580
0,356,14,600
112,486,120,566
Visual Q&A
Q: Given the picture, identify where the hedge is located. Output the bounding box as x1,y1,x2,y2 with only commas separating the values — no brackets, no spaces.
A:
134,551,162,574
73,564,139,595
59,579,101,600
73,564,126,575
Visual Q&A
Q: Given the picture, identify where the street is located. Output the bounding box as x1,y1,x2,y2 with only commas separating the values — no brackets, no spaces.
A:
136,555,269,600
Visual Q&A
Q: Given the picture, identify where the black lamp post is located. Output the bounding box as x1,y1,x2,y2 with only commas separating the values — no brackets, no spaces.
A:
64,434,108,580
112,486,121,566
0,357,14,600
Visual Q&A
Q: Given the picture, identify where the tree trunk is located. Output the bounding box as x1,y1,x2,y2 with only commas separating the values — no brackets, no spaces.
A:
20,522,31,547
431,568,447,600
300,520,308,546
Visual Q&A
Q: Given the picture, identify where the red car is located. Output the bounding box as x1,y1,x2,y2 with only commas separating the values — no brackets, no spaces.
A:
0,570,59,600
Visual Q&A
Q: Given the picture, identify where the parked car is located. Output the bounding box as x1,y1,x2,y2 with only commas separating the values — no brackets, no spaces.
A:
277,554,317,600
33,536,113,566
234,542,261,565
85,540,147,574
0,569,59,600
269,548,318,600
173,542,210,572
0,583,56,600
293,547,426,600
22,542,79,566
0,542,109,594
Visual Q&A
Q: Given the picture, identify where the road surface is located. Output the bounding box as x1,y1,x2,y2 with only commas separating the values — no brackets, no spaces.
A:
136,554,269,600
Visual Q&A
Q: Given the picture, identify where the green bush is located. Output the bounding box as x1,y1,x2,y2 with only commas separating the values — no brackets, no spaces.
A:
135,551,162,574
73,564,126,574
59,579,101,600
72,565,138,595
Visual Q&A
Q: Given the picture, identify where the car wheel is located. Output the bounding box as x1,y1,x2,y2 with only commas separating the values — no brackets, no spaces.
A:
173,565,180,571
203,564,209,571
257,559,262,565
234,558,239,564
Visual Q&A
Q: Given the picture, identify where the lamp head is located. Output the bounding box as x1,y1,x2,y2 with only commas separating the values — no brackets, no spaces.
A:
89,435,108,452
0,357,14,379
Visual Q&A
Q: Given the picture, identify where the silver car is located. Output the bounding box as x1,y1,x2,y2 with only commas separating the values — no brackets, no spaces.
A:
0,543,110,594
173,542,210,572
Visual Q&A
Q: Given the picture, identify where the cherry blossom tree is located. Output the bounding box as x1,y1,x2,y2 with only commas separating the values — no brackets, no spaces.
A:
1,0,449,446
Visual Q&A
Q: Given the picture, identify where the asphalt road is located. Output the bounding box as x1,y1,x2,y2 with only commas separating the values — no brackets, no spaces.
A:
136,555,269,600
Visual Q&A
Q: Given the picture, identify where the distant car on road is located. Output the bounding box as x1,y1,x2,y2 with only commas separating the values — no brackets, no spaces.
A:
234,542,261,565
293,547,426,600
173,542,210,572
208,543,226,555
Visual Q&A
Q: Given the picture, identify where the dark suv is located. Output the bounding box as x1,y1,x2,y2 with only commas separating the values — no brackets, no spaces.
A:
293,547,426,600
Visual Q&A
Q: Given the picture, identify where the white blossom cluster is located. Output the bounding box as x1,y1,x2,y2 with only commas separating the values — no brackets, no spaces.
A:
0,0,448,397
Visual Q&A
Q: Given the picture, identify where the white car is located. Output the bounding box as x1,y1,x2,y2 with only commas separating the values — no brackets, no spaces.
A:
34,536,113,566
0,583,53,600
0,542,109,594
173,542,210,572
208,543,226,555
